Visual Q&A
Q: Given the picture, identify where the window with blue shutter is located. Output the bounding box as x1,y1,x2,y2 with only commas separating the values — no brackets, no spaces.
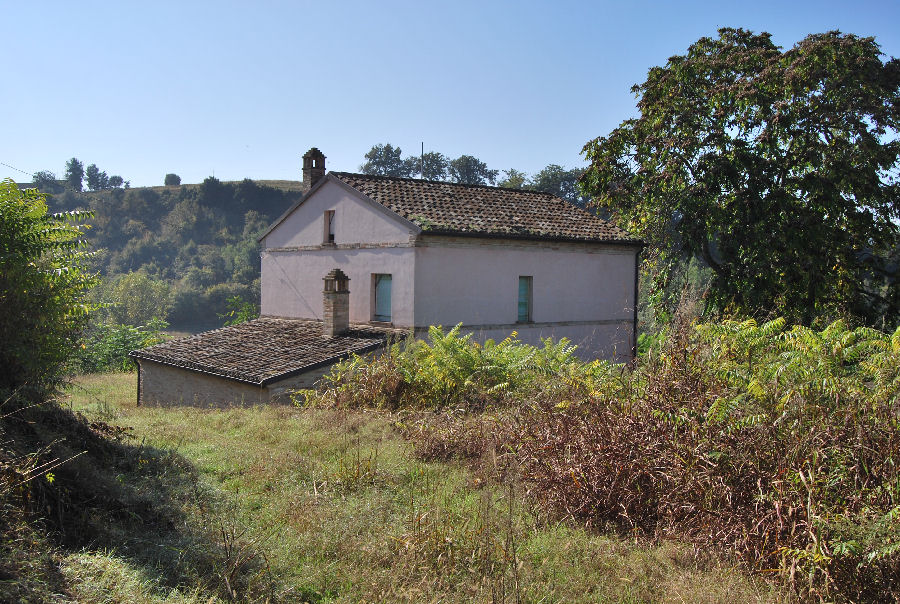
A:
373,274,392,322
518,276,532,323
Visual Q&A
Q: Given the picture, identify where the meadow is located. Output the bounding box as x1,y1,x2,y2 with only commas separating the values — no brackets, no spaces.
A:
50,370,776,603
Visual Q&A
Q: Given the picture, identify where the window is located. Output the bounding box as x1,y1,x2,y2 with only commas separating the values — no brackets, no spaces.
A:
373,274,392,322
517,276,532,323
324,210,335,244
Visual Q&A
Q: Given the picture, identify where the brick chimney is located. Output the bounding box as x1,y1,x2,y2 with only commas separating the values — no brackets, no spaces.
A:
302,147,326,192
322,268,350,337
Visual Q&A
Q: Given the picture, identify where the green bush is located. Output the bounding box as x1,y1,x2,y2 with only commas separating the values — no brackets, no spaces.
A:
72,319,167,373
306,324,613,411
0,179,97,396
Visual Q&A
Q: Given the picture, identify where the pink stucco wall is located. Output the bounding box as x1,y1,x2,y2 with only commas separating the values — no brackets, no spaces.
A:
412,236,637,361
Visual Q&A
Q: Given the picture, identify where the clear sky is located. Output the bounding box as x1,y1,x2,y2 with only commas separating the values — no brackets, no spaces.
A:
3,0,899,187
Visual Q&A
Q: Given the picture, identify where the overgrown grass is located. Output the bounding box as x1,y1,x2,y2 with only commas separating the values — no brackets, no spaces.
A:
307,319,900,602
23,372,776,603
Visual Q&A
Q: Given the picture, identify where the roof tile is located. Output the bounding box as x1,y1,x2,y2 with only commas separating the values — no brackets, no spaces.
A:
130,318,399,385
331,172,638,244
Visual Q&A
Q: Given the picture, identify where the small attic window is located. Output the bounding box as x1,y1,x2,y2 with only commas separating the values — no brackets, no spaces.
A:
324,210,335,244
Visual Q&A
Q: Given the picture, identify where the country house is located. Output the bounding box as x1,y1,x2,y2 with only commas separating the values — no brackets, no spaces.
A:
130,148,641,405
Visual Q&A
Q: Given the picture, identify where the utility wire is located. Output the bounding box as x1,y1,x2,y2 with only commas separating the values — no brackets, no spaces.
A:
1,161,33,176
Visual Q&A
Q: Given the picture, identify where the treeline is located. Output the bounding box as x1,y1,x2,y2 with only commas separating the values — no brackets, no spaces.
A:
41,177,300,327
360,143,589,206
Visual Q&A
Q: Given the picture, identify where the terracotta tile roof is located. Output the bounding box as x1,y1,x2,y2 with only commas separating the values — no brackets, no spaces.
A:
331,172,638,244
130,318,400,385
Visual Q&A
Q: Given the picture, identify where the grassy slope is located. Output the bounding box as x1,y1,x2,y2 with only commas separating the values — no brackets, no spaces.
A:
55,372,779,603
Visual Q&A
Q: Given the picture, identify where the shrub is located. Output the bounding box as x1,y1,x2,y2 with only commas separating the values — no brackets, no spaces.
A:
312,317,900,599
306,324,613,411
515,319,900,601
0,179,97,396
72,319,167,373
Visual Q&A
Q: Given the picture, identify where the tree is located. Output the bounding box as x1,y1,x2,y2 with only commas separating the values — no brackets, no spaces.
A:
164,173,181,186
448,155,499,185
498,169,529,189
105,271,172,325
64,157,84,191
0,179,96,395
414,151,450,180
581,28,900,325
85,163,109,191
108,175,124,188
360,143,415,177
31,170,58,192
530,164,587,205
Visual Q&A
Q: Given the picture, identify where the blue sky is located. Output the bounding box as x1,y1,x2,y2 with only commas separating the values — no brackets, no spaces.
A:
3,0,899,187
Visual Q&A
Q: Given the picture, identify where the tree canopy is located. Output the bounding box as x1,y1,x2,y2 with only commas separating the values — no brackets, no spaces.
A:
360,143,414,177
530,165,587,206
581,28,900,325
64,157,84,192
448,155,499,185
0,179,97,394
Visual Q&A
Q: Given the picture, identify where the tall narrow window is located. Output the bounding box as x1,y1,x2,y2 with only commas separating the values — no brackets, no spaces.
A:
324,210,335,243
518,276,532,323
373,274,392,322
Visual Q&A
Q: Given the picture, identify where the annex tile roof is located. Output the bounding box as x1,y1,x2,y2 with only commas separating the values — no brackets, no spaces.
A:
331,172,639,244
129,318,399,386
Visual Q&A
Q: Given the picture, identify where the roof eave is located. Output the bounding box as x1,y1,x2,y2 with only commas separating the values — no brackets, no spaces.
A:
415,229,644,247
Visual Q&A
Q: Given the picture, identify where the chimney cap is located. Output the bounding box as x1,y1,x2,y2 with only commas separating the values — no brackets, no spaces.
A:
323,268,349,282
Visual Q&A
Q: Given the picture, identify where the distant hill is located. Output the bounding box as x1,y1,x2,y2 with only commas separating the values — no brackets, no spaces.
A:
38,178,304,328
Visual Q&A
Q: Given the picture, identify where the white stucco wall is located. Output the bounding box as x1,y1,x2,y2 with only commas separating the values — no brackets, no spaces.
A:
263,179,416,249
138,360,269,407
137,360,333,407
413,237,638,360
261,248,416,326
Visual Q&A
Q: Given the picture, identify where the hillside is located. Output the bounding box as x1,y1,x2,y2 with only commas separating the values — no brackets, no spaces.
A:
39,179,304,327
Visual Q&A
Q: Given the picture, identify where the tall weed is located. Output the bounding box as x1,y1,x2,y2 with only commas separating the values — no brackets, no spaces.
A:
312,318,900,601
305,324,612,411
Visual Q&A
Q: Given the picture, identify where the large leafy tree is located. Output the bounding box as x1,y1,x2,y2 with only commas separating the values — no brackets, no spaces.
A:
581,29,900,325
360,143,415,177
85,163,109,191
448,154,499,185
415,151,450,180
0,179,97,395
531,164,587,206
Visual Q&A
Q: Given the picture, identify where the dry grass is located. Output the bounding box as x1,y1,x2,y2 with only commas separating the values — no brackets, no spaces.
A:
48,372,781,603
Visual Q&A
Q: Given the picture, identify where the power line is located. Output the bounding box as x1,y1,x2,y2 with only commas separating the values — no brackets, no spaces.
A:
0,161,32,176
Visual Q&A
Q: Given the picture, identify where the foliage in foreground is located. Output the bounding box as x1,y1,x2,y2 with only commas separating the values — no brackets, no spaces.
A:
308,324,613,411
309,319,900,601
71,318,168,373
0,179,97,396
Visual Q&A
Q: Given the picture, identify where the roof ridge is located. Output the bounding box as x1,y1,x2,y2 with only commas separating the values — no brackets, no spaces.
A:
331,171,559,196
